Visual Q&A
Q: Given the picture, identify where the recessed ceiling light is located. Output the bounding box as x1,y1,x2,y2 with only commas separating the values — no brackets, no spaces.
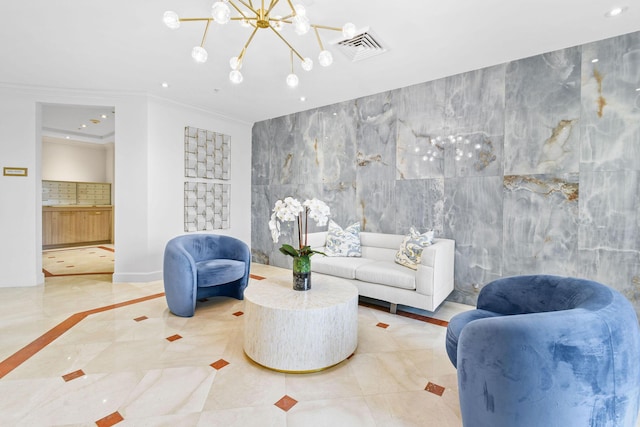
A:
605,6,627,17
101,114,107,119
161,82,169,88
65,136,70,139
81,124,87,128
636,88,640,91
592,58,599,63
300,96,306,102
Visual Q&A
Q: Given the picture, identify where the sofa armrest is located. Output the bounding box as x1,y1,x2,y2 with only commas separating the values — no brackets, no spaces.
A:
415,239,455,298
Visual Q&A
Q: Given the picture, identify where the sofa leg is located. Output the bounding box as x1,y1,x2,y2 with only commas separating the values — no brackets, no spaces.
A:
390,303,397,314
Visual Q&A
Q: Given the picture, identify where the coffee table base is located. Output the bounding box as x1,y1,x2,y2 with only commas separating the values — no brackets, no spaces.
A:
243,275,358,373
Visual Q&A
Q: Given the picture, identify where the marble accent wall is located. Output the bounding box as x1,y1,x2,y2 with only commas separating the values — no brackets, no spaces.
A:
251,31,640,314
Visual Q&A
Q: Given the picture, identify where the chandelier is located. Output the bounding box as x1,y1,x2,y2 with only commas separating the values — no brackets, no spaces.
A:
163,1,357,87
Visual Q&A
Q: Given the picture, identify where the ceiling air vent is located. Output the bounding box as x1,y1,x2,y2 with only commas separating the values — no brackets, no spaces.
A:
334,28,387,62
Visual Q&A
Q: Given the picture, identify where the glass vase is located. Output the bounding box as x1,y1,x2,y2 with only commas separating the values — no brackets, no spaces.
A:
292,255,311,291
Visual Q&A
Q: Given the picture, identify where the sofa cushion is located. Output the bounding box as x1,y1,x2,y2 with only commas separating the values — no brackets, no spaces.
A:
395,227,434,270
355,261,416,290
311,255,374,279
196,259,246,287
324,220,362,257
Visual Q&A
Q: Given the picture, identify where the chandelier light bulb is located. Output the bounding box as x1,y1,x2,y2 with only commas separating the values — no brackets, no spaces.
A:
229,56,242,70
318,50,333,67
272,16,283,31
229,70,243,84
191,46,208,63
211,2,231,24
286,73,299,88
294,4,306,16
293,15,310,35
163,11,181,29
342,22,356,38
301,58,313,71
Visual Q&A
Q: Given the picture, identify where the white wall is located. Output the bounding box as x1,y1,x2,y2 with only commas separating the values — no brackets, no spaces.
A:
0,89,42,286
42,140,110,183
145,97,253,276
0,84,253,287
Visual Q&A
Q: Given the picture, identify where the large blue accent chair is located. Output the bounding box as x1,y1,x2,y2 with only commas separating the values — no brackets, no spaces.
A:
446,275,640,427
163,234,251,317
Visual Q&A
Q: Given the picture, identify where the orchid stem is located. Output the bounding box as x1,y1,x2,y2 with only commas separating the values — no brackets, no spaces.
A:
304,208,309,247
297,215,303,250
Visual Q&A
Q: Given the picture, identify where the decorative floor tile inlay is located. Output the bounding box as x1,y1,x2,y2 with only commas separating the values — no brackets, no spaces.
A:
166,334,182,342
133,316,148,322
250,274,266,280
376,322,390,329
95,411,124,427
425,382,446,396
232,311,244,317
62,369,85,382
0,292,166,380
275,395,298,412
210,359,230,370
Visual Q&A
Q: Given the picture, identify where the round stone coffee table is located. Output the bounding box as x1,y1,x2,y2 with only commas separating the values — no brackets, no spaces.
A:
243,274,358,373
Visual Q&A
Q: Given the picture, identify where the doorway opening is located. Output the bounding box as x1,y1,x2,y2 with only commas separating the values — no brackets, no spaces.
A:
40,103,115,279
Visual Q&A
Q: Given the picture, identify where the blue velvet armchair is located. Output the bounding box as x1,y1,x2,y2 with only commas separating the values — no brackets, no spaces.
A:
446,275,640,427
163,234,251,317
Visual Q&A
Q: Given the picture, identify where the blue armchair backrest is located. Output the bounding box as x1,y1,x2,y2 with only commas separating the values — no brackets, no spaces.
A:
477,274,614,315
170,234,250,264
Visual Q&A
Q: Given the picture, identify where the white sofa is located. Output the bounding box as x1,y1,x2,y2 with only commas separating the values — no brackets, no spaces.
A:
307,231,455,313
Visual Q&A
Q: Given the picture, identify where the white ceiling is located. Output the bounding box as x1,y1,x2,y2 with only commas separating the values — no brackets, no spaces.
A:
41,105,115,145
2,1,639,129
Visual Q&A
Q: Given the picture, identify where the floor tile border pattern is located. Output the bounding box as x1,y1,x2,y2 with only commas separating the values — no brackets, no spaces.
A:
1,274,266,379
0,292,165,379
0,275,449,380
0,266,455,425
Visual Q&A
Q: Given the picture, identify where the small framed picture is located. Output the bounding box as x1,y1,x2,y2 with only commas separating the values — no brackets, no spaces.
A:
3,167,28,177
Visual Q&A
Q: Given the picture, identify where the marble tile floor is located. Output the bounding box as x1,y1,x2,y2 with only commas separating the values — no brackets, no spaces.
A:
42,245,115,277
0,262,472,426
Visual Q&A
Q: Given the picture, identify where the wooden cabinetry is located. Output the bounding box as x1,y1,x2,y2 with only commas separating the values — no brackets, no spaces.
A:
43,206,113,249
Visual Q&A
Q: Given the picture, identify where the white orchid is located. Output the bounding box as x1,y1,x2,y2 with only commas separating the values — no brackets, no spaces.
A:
303,198,330,226
268,196,331,258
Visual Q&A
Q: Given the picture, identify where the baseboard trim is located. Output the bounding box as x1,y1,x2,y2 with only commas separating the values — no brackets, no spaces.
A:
112,271,162,283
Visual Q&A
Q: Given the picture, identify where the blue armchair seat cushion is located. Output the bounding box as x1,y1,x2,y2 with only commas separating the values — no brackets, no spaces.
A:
196,259,246,288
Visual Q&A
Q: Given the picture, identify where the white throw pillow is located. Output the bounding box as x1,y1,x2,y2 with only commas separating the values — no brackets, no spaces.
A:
395,227,434,270
324,220,362,257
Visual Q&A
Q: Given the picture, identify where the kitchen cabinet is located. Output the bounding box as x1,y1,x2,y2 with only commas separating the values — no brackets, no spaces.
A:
43,206,113,248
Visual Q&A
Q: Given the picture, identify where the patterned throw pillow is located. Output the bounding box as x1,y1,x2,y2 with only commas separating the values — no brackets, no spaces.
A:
395,227,434,270
324,220,362,257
